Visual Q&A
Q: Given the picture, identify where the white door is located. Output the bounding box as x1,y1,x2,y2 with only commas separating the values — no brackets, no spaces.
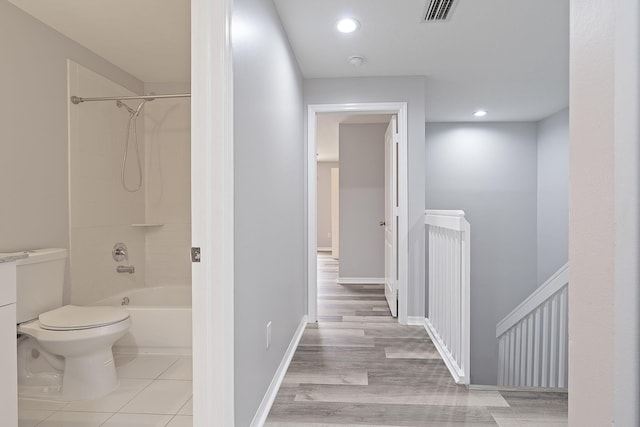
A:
384,117,398,317
330,168,340,259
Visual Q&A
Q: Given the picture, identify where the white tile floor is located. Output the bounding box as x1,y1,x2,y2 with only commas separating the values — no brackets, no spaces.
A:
18,354,192,427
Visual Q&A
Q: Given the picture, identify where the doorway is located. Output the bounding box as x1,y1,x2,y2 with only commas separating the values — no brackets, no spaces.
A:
307,103,409,324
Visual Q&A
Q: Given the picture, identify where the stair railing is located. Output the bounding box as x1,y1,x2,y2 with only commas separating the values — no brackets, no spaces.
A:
424,210,470,384
496,263,569,388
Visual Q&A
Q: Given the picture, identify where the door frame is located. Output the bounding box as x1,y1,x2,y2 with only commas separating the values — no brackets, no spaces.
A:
191,0,235,425
307,102,409,325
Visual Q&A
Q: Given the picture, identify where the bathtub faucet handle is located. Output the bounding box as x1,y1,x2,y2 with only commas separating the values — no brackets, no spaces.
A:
116,265,135,274
112,243,129,262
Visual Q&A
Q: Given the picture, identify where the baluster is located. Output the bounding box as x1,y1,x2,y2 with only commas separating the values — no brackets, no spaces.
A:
558,287,568,388
437,228,442,331
448,229,454,350
509,328,516,386
436,228,442,331
432,228,438,329
444,229,449,348
514,324,522,385
520,320,527,386
526,314,534,387
541,301,550,387
533,308,541,387
453,231,461,363
461,227,470,378
450,229,455,350
549,293,559,387
504,332,511,386
498,337,505,385
503,335,509,386
430,228,435,324
428,228,433,320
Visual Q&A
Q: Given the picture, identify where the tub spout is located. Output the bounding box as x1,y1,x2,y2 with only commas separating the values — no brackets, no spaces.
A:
116,265,135,274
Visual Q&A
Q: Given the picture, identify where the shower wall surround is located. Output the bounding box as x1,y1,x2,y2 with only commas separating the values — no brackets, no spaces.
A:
68,65,192,304
68,61,146,304
144,82,192,287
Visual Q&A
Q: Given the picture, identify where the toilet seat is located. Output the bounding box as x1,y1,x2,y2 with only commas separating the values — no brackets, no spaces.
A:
39,305,130,331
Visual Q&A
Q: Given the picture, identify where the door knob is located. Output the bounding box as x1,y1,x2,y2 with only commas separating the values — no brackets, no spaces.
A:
379,221,386,226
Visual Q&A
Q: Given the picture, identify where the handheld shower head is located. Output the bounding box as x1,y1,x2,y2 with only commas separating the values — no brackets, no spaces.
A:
133,100,147,117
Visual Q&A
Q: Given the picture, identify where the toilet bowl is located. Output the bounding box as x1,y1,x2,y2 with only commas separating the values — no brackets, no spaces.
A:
10,248,133,401
18,305,131,401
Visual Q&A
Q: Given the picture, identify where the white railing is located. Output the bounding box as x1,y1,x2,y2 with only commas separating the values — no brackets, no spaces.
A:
496,263,569,388
424,210,470,384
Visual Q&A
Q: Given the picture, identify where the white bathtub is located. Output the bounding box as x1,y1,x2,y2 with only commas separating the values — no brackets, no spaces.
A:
94,286,192,355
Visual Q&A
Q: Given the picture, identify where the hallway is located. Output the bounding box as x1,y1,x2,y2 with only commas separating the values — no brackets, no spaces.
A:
265,253,568,426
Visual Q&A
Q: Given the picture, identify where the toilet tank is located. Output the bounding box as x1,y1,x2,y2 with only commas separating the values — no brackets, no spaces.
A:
13,248,68,324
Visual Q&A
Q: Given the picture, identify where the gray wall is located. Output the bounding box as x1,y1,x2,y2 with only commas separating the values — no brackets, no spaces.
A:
536,108,569,284
317,162,338,249
425,122,538,385
338,124,385,279
305,77,426,317
232,0,305,425
0,0,143,302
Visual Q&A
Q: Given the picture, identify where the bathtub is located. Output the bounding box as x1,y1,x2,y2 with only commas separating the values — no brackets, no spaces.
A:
94,286,192,355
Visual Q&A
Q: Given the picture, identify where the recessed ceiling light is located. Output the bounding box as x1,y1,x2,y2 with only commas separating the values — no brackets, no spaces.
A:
348,55,365,66
336,18,360,33
473,110,487,117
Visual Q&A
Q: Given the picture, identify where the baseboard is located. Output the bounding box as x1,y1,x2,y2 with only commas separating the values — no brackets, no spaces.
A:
423,318,468,385
316,247,332,252
336,277,385,285
250,315,307,427
469,384,568,393
406,316,424,326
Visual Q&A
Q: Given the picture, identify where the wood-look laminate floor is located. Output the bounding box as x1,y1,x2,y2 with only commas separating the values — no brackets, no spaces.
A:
265,253,568,426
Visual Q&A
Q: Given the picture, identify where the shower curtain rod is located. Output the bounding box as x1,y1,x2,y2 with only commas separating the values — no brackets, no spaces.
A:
70,93,191,105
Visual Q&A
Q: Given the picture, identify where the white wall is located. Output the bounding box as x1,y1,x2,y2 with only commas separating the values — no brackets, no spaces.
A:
232,0,305,424
317,161,338,249
569,1,614,424
305,76,426,317
144,82,192,288
68,62,147,305
425,122,538,385
0,0,143,303
613,0,640,423
536,108,569,284
570,0,640,425
338,123,385,280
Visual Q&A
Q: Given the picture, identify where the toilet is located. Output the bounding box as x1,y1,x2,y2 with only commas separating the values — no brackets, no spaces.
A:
12,248,131,401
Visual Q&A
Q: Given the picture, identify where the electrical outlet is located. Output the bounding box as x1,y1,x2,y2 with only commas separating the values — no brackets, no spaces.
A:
328,232,331,238
266,321,272,349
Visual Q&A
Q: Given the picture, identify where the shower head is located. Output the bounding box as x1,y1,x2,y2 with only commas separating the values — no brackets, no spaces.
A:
133,100,147,117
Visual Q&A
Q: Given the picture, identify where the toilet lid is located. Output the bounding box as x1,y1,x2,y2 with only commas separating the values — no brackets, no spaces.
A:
39,305,130,331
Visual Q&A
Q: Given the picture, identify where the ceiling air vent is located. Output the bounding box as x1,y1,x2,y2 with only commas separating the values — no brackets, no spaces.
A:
423,0,458,22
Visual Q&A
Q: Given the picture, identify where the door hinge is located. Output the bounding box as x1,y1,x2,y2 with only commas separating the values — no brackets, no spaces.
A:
191,247,201,263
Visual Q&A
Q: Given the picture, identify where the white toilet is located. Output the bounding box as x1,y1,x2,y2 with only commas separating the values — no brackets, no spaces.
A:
13,248,131,401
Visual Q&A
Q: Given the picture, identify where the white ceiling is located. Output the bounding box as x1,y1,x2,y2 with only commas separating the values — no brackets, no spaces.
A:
10,0,568,122
274,0,569,122
8,0,190,83
317,113,392,162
